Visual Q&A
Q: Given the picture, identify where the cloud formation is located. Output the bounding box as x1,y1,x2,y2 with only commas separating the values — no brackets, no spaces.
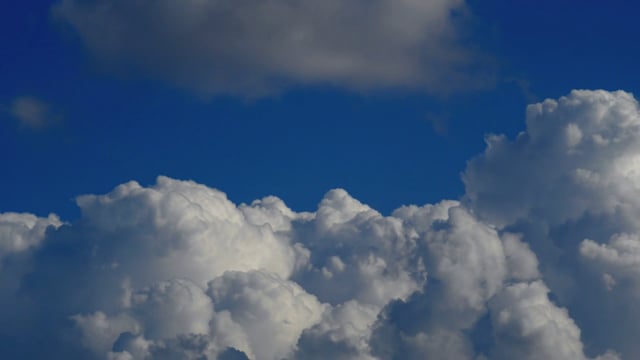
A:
464,89,640,358
53,0,491,96
4,89,640,358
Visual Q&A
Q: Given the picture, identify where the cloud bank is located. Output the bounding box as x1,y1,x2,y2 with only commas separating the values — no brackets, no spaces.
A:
3,89,640,358
53,0,491,96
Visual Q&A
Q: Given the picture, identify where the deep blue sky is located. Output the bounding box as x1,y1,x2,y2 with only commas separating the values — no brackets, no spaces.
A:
2,0,640,219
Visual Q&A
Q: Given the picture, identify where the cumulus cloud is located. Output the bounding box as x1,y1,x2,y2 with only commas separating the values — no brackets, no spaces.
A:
290,189,426,308
369,204,524,360
0,212,62,260
580,233,640,294
52,0,492,96
207,270,325,359
5,89,640,358
464,89,640,358
294,300,379,360
464,90,640,229
4,176,593,359
488,281,588,360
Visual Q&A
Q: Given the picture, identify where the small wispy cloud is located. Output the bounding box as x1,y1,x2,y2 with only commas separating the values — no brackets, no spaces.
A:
8,96,60,130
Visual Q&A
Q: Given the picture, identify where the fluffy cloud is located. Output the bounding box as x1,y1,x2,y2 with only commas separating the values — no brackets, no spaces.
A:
0,212,62,347
580,233,640,294
0,212,61,260
53,0,492,96
464,90,640,229
488,281,588,360
206,270,325,359
368,204,522,359
294,300,379,360
4,89,640,358
0,179,496,359
4,177,306,359
464,89,640,358
290,189,425,307
71,177,298,287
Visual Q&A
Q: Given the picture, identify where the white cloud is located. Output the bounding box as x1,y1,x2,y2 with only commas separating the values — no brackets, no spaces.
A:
72,176,299,287
464,90,640,228
102,270,325,360
0,212,61,260
578,232,640,351
580,233,640,291
131,279,214,340
416,206,507,327
294,300,379,360
0,212,63,335
488,281,589,360
53,0,492,96
72,312,139,355
207,270,325,360
501,233,541,282
0,175,613,359
4,89,640,358
463,89,640,358
368,204,510,359
290,189,425,308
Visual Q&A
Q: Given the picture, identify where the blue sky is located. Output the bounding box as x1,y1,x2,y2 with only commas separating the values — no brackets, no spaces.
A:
3,0,638,219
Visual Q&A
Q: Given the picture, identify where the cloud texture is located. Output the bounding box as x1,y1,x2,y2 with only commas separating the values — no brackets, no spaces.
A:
53,0,490,96
3,89,640,358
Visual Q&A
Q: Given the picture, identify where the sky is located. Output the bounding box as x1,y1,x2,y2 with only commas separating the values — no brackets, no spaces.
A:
2,1,640,359
2,0,638,219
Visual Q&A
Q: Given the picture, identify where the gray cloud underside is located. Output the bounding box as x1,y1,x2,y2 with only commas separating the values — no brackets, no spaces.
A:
53,0,492,96
4,89,640,359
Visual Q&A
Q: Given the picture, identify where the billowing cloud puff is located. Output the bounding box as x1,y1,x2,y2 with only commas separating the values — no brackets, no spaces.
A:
368,204,518,359
4,89,640,359
71,177,298,287
294,300,379,360
206,270,325,359
0,212,62,344
0,178,524,359
0,212,61,260
488,281,587,360
580,233,640,294
291,189,425,307
464,90,640,229
2,177,306,358
52,0,491,96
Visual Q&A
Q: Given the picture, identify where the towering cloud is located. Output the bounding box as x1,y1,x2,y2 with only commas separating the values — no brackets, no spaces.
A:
53,0,491,96
464,90,640,229
464,89,640,358
3,89,640,358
